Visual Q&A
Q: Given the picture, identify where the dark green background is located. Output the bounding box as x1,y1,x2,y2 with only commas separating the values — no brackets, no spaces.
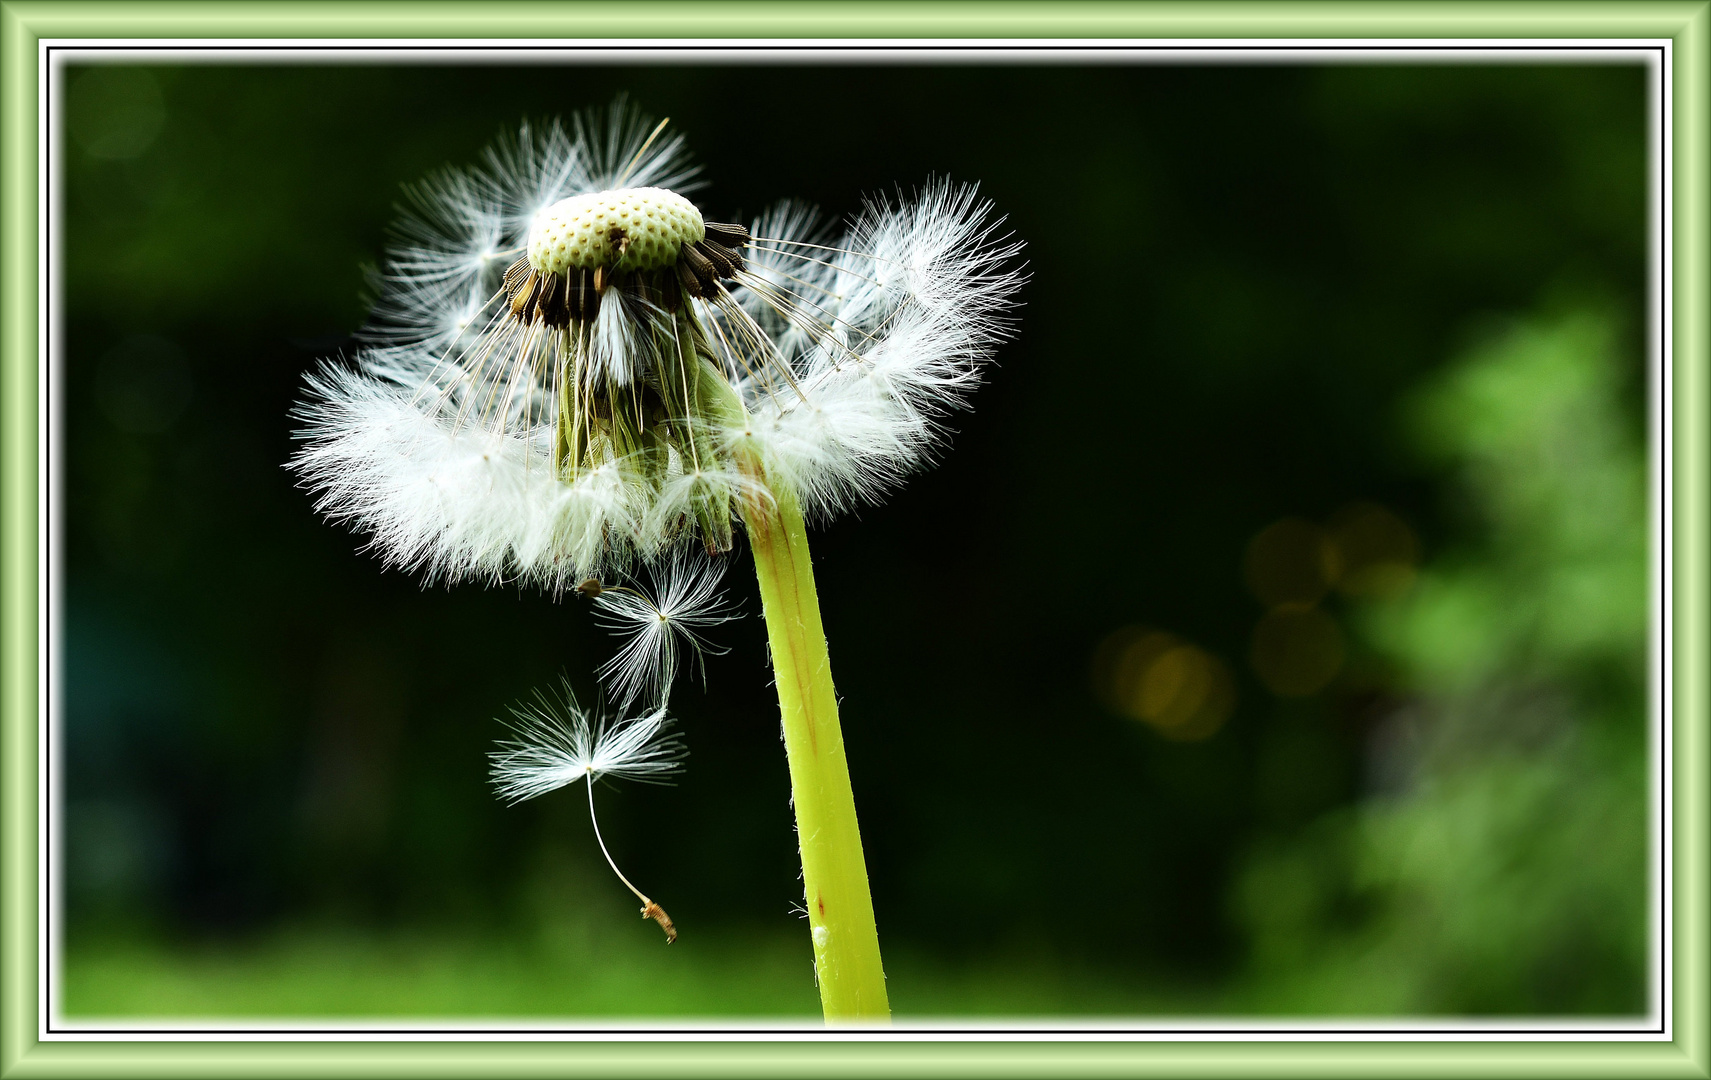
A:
60,61,1650,1016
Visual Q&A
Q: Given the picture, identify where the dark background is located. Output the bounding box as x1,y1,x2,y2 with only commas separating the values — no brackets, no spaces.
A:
60,61,1650,1016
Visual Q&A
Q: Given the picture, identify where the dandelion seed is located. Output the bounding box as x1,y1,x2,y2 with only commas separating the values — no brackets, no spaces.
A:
489,681,683,943
584,551,741,709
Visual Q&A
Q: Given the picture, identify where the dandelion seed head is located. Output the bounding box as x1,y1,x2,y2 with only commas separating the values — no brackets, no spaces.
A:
528,187,706,274
291,102,1025,592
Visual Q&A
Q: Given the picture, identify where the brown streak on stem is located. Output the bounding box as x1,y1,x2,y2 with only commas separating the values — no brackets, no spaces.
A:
754,502,819,757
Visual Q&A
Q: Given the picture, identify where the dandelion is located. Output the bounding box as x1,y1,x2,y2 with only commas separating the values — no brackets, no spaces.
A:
292,101,1021,591
292,100,1025,1019
577,552,740,711
490,682,683,943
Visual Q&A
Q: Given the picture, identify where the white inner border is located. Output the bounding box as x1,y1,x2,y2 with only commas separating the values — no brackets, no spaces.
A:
36,39,1674,1042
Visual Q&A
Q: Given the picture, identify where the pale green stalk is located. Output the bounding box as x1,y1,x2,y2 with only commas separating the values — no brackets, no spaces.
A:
745,479,890,1021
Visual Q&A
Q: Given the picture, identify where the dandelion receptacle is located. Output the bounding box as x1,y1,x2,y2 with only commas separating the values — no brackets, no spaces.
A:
292,101,1024,1021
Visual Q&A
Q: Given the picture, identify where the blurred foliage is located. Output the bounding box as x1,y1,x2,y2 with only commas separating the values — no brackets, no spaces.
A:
57,62,1649,1017
1235,312,1648,1013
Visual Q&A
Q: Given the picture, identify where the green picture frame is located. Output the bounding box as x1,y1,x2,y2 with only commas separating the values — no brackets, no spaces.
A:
3,2,1704,1075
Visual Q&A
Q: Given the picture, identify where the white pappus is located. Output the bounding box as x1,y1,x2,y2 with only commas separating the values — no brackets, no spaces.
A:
576,553,742,711
489,684,684,803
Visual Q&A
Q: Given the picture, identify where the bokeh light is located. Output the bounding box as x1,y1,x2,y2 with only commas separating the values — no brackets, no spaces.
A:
1243,518,1337,608
1328,502,1420,599
1092,626,1236,741
1249,606,1346,697
1242,505,1415,698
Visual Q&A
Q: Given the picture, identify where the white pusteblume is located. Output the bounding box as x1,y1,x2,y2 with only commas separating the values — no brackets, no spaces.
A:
583,553,740,710
291,101,1025,595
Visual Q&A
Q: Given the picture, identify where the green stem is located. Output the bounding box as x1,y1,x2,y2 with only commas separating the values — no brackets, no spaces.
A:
747,483,890,1021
